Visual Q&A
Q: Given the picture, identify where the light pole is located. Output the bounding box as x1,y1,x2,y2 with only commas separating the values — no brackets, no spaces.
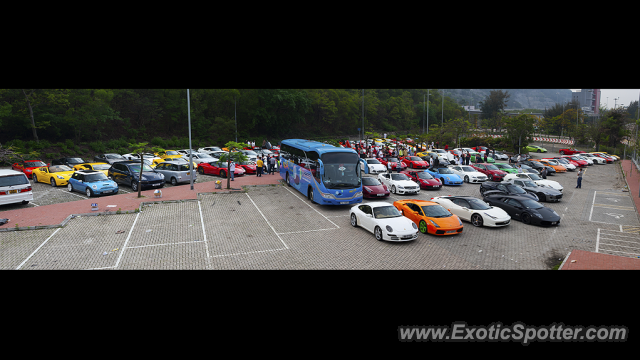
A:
187,89,194,190
426,90,430,135
234,96,237,143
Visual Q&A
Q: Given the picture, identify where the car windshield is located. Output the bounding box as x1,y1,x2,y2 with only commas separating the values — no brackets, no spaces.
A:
496,164,513,169
366,159,381,164
373,206,402,219
25,161,46,167
50,165,72,172
84,173,109,182
433,149,446,154
92,164,111,170
407,157,422,161
556,158,569,164
362,177,381,186
485,164,499,170
528,173,541,180
106,154,124,159
244,151,258,155
522,180,537,187
321,152,361,189
468,198,491,210
461,166,476,172
507,184,526,194
547,160,559,165
437,168,453,174
521,199,543,209
67,158,85,163
387,158,399,162
421,204,452,218
417,172,434,180
390,173,410,181
129,164,155,172
165,151,179,155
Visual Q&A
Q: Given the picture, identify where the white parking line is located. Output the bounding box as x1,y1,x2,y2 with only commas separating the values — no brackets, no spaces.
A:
114,212,140,269
277,228,340,235
596,228,600,252
598,248,640,257
245,192,289,249
282,186,339,229
57,188,88,199
198,200,211,269
589,191,597,221
16,228,61,270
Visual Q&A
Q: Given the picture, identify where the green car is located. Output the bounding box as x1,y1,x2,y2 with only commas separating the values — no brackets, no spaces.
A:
525,145,547,153
471,154,495,163
493,163,517,174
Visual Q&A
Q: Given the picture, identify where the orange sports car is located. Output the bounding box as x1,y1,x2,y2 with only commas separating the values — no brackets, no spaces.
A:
393,199,463,235
531,159,566,173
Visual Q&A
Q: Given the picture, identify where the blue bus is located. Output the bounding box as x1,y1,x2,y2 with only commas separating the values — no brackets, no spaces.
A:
279,139,363,205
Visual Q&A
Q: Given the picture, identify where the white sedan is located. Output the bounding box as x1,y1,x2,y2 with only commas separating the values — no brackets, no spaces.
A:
349,202,419,241
359,158,387,175
377,173,420,195
447,165,489,183
503,173,563,192
122,153,161,162
430,195,511,227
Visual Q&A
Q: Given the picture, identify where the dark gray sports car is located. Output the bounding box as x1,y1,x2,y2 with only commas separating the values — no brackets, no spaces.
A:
482,194,560,226
479,181,539,201
504,178,563,202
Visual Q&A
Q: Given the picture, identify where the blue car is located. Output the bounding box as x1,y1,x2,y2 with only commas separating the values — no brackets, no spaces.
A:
425,167,463,186
67,170,119,197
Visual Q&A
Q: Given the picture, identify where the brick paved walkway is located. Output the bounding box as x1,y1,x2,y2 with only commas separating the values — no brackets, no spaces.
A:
560,249,640,269
0,173,282,230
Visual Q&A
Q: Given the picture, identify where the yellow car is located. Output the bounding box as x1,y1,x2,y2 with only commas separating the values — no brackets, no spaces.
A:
156,150,183,161
596,151,619,160
73,162,112,176
31,165,75,187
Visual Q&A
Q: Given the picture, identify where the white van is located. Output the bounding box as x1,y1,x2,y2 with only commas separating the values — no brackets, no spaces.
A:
0,169,33,205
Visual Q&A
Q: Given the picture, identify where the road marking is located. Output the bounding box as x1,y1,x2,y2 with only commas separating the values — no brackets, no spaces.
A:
594,204,634,210
599,237,640,245
126,240,208,249
596,228,600,252
277,228,340,235
603,213,625,219
208,248,287,258
197,200,211,268
245,192,289,249
589,191,597,221
598,248,640,257
114,212,140,269
282,186,339,229
58,188,88,199
16,228,61,270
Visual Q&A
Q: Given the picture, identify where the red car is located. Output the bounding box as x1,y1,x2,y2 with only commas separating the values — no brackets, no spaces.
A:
558,155,588,167
399,156,429,169
377,157,407,171
198,161,245,177
471,146,489,152
471,163,507,181
400,170,442,190
236,160,257,174
558,148,585,155
592,153,614,163
362,176,390,199
11,160,48,179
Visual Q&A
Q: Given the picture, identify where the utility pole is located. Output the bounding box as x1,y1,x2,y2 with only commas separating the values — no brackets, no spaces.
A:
426,90,430,134
187,89,194,190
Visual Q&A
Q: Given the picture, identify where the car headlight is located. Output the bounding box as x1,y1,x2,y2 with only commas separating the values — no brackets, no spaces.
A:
159,173,164,178
386,225,393,232
457,216,462,226
445,177,450,181
533,213,543,218
398,185,404,189
484,212,497,219
92,185,98,189
365,187,372,193
56,175,64,179
411,222,418,229
428,219,440,228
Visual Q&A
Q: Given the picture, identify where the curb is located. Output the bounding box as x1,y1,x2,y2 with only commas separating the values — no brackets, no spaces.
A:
558,250,572,270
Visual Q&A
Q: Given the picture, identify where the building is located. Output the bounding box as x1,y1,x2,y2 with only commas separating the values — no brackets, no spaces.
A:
572,89,600,115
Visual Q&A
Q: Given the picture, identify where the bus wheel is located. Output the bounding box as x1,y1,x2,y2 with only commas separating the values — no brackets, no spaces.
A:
286,172,291,186
308,187,314,202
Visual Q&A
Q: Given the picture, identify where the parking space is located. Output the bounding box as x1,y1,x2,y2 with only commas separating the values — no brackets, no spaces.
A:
589,191,640,226
597,228,640,259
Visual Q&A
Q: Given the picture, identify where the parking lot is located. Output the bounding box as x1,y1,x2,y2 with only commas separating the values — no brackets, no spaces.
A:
2,154,638,269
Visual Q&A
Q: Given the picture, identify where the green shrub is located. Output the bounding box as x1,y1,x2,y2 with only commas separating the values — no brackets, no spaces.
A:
46,152,59,160
89,141,106,153
151,136,166,148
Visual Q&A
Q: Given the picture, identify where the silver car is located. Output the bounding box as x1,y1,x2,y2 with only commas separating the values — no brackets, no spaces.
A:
180,152,217,164
153,161,197,186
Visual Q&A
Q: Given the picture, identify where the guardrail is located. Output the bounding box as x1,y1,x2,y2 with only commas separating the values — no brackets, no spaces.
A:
474,134,575,145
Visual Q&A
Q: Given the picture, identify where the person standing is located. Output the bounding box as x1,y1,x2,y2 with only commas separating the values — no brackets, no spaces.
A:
387,160,392,173
517,165,523,173
576,168,583,188
466,152,471,165
270,155,276,175
540,166,547,179
256,156,263,177
516,154,521,163
483,151,488,163
445,144,448,151
229,160,236,181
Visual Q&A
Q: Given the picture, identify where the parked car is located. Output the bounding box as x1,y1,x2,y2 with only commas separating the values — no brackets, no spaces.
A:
377,173,420,195
425,167,463,185
198,146,222,155
67,170,118,197
558,148,585,156
531,159,566,173
492,150,510,160
361,176,390,199
524,145,547,153
400,170,442,190
430,195,511,227
349,202,419,241
503,173,563,192
94,153,126,165
198,161,245,178
11,160,48,179
502,177,563,202
377,157,407,171
108,161,164,192
73,162,112,176
446,165,488,183
359,158,387,175
482,194,560,226
578,153,606,164
471,163,508,182
180,152,216,164
52,157,87,168
31,165,75,187
492,163,518,174
154,160,197,186
236,160,257,175
0,169,33,205
393,199,463,235
545,157,577,170
479,181,539,201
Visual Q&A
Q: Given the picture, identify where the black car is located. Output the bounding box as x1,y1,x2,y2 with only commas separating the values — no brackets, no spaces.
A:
107,161,164,192
518,160,556,175
479,181,539,201
505,178,563,202
482,194,560,226
51,157,86,168
94,153,127,165
509,153,530,162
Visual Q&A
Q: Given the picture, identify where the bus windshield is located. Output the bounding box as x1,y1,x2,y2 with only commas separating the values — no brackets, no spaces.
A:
321,152,360,189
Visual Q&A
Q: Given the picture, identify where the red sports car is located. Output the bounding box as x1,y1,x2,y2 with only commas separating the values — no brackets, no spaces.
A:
591,153,614,163
377,157,407,171
558,148,585,155
11,160,48,179
362,176,390,199
471,164,507,181
400,170,442,190
198,161,246,177
471,146,489,152
236,160,257,174
558,155,588,167
399,156,429,169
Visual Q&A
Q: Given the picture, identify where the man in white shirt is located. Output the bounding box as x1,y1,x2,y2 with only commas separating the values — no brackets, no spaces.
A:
229,160,236,181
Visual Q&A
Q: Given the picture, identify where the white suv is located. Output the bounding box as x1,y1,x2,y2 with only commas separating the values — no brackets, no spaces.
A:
0,170,33,205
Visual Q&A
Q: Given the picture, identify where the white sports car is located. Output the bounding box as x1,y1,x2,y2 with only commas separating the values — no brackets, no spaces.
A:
359,158,387,175
431,149,455,162
580,153,606,164
503,173,564,192
574,155,593,165
553,158,577,170
430,195,511,227
377,173,420,195
349,202,419,241
447,165,489,183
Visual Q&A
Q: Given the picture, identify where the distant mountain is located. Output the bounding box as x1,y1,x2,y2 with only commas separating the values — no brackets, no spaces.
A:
444,89,573,110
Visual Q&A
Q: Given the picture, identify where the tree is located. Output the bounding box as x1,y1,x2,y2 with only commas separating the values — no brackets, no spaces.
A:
479,90,510,131
503,114,536,153
21,89,69,142
217,141,249,189
128,142,165,198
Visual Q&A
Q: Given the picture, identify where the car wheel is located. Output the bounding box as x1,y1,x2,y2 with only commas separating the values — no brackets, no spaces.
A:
67,183,73,192
199,167,204,175
350,213,358,227
86,187,92,197
471,213,483,227
537,149,541,153
521,213,531,225
131,181,138,192
171,177,178,186
560,151,565,155
374,226,383,241
480,187,485,194
464,175,469,183
22,200,29,205
50,178,57,187
419,220,428,234
391,185,396,194
220,170,226,178
33,174,38,183
538,193,546,202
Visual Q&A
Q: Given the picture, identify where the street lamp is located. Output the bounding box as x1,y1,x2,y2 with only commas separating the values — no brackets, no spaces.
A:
426,90,430,135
